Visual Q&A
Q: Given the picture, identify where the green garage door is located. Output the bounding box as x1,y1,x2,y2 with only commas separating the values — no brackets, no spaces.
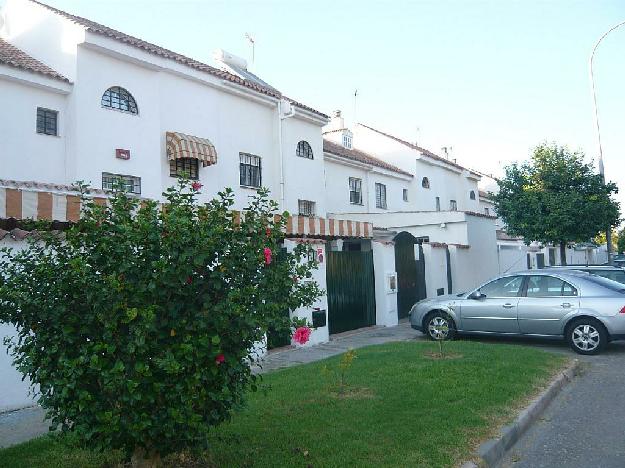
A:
326,250,376,334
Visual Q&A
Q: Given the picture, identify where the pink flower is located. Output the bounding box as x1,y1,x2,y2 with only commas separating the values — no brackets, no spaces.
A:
264,247,272,265
191,181,203,191
293,326,311,345
215,354,225,365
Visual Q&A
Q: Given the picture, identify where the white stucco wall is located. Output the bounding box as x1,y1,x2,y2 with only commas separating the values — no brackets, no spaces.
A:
0,77,69,183
371,240,398,327
1,0,85,82
350,124,481,213
0,239,37,413
421,244,449,298
284,239,329,346
324,158,412,216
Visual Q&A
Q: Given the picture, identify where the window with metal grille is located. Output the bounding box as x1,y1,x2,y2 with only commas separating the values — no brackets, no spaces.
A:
296,140,313,159
101,86,138,114
450,199,457,211
349,177,362,205
36,108,58,136
485,207,490,216
169,158,199,179
102,173,141,194
421,177,430,189
240,153,262,187
469,190,476,200
403,188,409,202
375,183,387,209
435,197,441,211
298,199,316,217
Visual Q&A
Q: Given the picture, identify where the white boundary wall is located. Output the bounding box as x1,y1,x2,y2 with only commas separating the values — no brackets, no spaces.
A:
0,239,38,413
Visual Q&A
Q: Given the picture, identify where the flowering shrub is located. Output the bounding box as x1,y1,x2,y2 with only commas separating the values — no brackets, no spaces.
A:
0,181,320,464
293,326,312,345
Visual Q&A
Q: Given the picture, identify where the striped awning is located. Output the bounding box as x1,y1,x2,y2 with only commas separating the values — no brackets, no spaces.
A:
166,131,217,167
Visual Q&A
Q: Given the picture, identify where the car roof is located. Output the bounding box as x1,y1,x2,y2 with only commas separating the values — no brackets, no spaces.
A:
545,265,622,270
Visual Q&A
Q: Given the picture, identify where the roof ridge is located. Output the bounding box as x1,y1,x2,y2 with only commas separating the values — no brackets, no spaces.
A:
357,122,479,175
323,139,413,177
26,0,326,117
0,37,70,82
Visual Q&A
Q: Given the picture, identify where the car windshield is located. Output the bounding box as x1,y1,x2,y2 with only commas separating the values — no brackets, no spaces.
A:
586,269,625,284
583,275,625,294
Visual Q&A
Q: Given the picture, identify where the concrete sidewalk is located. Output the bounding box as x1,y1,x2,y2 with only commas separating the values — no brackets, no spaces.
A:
0,321,420,449
256,321,419,373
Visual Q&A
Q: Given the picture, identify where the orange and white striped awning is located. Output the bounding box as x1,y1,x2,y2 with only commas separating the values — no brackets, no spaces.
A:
166,131,217,167
0,181,373,239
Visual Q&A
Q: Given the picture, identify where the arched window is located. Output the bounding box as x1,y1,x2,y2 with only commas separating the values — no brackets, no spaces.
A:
296,140,313,159
469,190,476,200
101,86,138,114
421,177,430,189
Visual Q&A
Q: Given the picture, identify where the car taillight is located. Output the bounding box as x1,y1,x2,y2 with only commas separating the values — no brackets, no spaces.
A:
620,306,625,314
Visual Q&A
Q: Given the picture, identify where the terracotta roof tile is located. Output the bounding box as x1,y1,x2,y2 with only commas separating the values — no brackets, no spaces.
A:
27,1,326,118
323,139,413,177
0,38,70,82
358,123,481,176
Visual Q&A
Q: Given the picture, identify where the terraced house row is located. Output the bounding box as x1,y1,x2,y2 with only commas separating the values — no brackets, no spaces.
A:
1,0,506,410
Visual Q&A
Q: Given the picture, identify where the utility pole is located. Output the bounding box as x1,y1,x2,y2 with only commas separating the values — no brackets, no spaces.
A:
589,20,625,265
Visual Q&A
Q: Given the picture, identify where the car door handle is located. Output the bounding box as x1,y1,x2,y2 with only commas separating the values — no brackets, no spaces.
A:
502,303,515,309
561,303,572,308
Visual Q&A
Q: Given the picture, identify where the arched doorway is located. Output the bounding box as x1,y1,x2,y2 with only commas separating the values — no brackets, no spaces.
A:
394,231,427,319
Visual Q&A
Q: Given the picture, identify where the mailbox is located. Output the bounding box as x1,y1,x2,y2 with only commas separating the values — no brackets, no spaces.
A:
312,309,327,328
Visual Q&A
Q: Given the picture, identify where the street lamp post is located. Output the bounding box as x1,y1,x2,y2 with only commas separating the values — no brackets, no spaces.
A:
589,20,625,265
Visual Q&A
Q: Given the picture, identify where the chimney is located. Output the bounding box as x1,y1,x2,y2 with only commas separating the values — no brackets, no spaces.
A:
327,110,345,131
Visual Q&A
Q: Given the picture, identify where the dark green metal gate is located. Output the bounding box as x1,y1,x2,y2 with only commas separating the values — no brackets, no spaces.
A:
394,232,427,319
326,250,376,334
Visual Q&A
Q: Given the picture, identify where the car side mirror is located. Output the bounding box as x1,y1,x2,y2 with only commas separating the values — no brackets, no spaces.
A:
468,291,485,300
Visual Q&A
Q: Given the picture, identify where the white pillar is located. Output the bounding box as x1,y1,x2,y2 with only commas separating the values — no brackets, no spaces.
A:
372,240,398,327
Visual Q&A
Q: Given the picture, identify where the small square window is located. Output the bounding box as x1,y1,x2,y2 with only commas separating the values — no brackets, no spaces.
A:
240,153,262,188
170,158,199,180
403,189,409,202
349,177,362,205
298,199,316,217
102,172,141,194
36,107,58,136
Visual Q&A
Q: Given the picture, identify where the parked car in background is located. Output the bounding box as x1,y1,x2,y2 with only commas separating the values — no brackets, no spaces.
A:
546,265,625,284
409,270,625,355
612,254,625,268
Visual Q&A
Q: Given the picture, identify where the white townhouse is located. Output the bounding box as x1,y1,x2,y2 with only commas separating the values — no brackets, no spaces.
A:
0,0,331,218
322,112,500,316
0,0,398,411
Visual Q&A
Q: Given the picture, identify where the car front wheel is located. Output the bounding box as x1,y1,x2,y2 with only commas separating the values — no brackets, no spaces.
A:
566,318,607,355
424,311,456,341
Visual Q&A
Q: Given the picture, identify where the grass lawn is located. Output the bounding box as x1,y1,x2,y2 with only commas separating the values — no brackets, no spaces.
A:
0,340,567,468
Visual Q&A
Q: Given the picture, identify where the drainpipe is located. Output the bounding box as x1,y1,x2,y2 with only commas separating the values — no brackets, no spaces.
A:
278,99,295,211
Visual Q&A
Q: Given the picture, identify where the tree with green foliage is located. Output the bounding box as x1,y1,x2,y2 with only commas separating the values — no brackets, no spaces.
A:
618,228,625,255
493,143,620,265
0,181,320,466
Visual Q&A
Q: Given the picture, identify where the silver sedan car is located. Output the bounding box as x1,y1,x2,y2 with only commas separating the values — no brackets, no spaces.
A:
409,270,625,355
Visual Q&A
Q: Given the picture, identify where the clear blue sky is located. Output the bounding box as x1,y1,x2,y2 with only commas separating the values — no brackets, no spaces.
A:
5,1,625,201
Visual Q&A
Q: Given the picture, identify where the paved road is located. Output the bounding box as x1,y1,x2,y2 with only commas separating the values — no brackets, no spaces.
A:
497,338,625,468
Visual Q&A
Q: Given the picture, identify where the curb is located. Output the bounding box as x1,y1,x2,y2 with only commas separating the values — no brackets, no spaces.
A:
469,358,581,468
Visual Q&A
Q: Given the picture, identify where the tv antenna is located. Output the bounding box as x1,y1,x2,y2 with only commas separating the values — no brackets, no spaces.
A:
245,32,255,66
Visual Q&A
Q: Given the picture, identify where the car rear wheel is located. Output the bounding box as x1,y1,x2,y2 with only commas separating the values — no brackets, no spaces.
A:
424,311,456,341
566,318,607,355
